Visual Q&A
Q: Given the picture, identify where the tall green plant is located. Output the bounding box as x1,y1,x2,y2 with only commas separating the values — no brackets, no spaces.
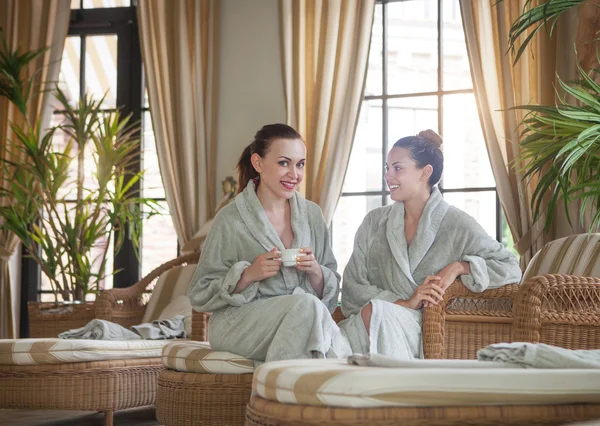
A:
0,34,158,301
514,61,600,232
503,0,585,64
496,0,600,233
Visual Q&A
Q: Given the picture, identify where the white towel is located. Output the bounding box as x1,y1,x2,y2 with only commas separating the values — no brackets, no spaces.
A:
130,315,186,340
347,353,518,369
59,319,141,340
477,342,600,368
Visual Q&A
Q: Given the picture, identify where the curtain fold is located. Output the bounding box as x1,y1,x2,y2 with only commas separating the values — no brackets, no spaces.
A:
459,0,578,267
0,0,70,338
280,0,375,224
137,0,219,251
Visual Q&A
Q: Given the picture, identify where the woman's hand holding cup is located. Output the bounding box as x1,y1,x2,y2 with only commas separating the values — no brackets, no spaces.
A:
294,247,321,277
241,247,282,284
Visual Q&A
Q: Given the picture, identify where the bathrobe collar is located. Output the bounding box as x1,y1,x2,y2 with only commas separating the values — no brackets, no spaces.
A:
386,186,449,284
235,179,310,252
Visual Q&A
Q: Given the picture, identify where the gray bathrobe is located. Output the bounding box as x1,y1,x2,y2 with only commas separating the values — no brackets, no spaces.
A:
188,180,349,362
339,186,522,359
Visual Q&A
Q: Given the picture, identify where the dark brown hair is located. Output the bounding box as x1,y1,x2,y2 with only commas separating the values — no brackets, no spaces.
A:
236,123,302,193
392,129,444,186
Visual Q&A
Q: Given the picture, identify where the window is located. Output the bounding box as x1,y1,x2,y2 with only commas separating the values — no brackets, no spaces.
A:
37,1,177,301
332,0,514,276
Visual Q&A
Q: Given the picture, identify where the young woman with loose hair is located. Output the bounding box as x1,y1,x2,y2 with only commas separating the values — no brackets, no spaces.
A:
189,123,349,363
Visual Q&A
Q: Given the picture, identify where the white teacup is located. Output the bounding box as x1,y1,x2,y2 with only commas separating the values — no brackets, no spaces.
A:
281,248,302,267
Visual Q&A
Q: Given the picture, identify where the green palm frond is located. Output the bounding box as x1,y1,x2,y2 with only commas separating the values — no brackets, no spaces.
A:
497,0,585,65
514,59,600,232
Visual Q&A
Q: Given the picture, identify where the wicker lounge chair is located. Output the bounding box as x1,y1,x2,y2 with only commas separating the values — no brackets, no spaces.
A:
245,274,600,426
0,252,200,426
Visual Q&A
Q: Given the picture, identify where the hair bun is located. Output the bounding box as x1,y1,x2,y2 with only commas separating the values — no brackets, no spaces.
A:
418,129,443,148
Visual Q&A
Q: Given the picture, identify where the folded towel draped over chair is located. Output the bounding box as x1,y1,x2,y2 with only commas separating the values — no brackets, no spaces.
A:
477,342,600,368
58,316,186,340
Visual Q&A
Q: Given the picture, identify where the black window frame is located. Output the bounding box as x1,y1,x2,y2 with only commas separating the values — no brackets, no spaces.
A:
335,0,502,244
21,1,150,335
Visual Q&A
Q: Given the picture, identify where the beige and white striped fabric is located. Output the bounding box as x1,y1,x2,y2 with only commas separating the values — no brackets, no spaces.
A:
0,338,169,365
142,264,197,323
162,341,254,374
253,359,600,407
522,234,600,283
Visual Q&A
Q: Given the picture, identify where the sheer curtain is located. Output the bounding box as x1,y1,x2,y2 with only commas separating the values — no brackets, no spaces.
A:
280,0,375,224
0,0,70,338
138,0,219,251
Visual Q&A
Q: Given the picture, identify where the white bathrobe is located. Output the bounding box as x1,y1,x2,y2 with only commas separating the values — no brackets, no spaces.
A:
339,187,522,359
188,180,349,363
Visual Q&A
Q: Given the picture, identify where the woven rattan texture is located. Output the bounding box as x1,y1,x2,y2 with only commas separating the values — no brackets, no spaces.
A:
512,274,600,349
157,369,253,426
0,359,163,411
95,251,200,330
422,281,519,359
245,395,600,426
28,302,96,338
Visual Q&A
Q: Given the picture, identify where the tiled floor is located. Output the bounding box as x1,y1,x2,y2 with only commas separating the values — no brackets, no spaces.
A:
0,407,161,426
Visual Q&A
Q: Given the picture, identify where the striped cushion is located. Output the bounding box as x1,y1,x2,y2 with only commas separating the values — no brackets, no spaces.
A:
253,359,600,407
0,338,169,365
522,234,600,282
161,341,254,374
142,264,197,323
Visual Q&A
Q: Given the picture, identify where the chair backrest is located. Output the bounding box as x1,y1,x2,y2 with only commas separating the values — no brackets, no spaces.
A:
522,233,600,282
142,264,198,323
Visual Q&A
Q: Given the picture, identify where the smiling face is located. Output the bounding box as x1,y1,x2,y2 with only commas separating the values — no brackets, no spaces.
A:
385,146,433,202
251,138,306,200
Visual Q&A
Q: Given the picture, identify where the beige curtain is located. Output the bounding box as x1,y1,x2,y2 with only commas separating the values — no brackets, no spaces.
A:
280,0,375,224
137,0,219,252
459,0,580,267
0,0,70,338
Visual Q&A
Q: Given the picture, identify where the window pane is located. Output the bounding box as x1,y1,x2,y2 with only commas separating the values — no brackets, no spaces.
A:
54,36,81,110
388,96,438,146
142,111,166,199
343,100,382,193
444,191,497,239
71,0,81,9
143,88,149,109
332,196,383,277
141,201,178,278
85,35,118,108
365,4,383,97
442,93,495,189
387,0,438,95
83,0,130,7
442,0,472,91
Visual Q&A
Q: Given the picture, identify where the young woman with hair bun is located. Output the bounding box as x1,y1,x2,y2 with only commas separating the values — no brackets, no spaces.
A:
339,129,521,359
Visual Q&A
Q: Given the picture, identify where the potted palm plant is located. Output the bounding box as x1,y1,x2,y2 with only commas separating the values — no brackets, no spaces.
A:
503,0,600,233
0,36,158,337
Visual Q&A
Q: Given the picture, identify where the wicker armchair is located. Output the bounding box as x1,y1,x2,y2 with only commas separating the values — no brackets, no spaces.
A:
422,280,520,359
512,274,600,348
95,251,200,330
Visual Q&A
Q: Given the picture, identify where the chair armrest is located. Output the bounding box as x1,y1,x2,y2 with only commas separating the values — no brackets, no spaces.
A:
512,274,600,347
422,280,520,359
192,310,211,341
95,251,201,328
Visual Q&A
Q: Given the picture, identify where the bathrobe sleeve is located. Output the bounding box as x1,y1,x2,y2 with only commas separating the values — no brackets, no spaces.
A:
298,203,341,313
341,212,404,317
454,210,522,292
188,208,259,312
